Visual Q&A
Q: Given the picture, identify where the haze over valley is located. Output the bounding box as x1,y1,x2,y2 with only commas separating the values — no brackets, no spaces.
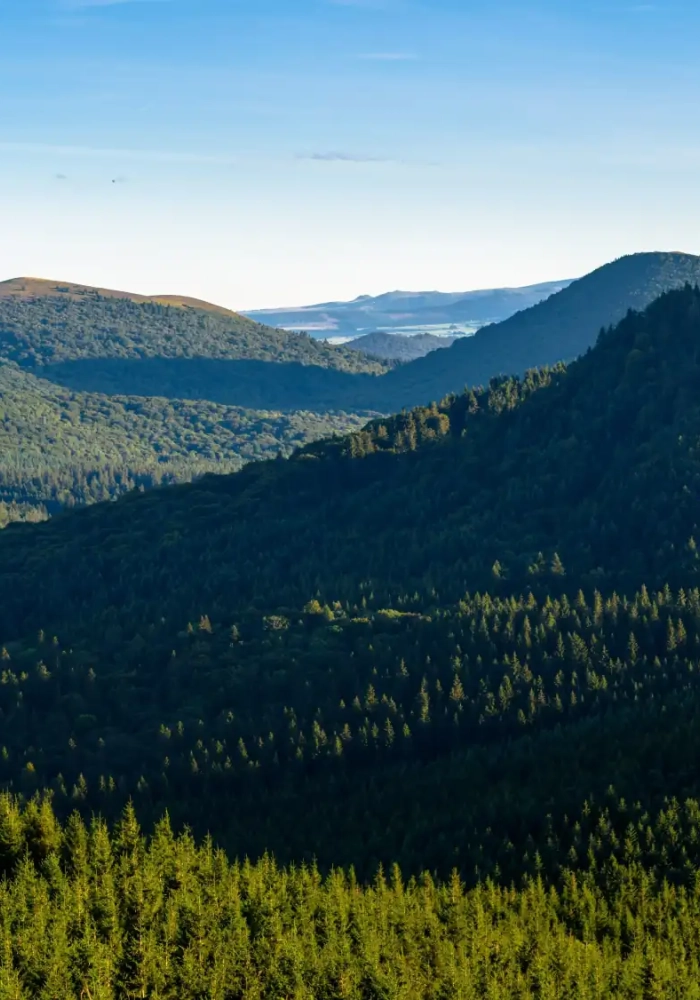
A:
243,279,572,339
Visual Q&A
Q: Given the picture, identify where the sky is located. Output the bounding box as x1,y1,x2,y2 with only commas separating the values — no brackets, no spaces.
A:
2,0,700,309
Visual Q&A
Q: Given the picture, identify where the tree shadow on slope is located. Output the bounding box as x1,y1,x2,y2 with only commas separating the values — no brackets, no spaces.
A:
35,357,386,413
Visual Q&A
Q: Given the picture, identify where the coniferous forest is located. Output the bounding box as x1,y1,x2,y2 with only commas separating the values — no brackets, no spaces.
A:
2,251,700,528
5,285,700,994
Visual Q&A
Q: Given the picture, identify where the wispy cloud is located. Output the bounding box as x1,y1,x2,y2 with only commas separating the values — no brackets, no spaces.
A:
6,140,431,172
297,151,390,163
297,151,443,168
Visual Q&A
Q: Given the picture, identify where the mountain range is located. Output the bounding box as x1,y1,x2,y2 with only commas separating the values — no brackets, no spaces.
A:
0,282,699,865
4,273,700,993
4,278,700,639
2,251,700,523
244,279,572,336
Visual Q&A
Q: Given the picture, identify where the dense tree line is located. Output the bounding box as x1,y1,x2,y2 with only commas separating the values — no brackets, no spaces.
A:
2,795,700,997
0,363,367,514
0,293,387,373
2,584,700,882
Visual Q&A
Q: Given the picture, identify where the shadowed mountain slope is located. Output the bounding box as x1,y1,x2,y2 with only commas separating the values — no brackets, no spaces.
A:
376,251,700,409
2,284,700,640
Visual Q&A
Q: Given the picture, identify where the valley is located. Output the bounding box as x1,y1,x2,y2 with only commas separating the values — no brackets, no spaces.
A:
2,251,700,525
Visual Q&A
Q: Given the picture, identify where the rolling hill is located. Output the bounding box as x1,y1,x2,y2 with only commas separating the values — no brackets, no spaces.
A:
0,276,244,316
0,284,383,516
343,330,456,361
0,279,388,372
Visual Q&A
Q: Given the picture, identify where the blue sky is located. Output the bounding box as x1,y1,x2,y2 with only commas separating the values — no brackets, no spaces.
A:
1,0,700,307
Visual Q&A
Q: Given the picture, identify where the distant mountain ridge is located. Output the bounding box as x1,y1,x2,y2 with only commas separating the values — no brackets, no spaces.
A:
374,251,700,410
244,280,572,336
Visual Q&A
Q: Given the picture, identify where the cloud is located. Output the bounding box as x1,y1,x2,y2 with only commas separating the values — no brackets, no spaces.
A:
297,151,391,163
296,151,442,168
54,173,68,181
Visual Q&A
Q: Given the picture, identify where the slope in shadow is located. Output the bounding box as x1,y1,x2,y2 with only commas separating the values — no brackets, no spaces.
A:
381,251,700,408
37,357,383,413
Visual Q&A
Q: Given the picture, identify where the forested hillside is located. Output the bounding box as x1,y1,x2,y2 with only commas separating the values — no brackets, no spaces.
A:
0,287,387,372
6,254,698,418
2,254,698,522
0,287,381,515
3,285,700,992
2,285,700,992
3,283,700,637
344,330,455,361
377,250,700,408
0,362,365,512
